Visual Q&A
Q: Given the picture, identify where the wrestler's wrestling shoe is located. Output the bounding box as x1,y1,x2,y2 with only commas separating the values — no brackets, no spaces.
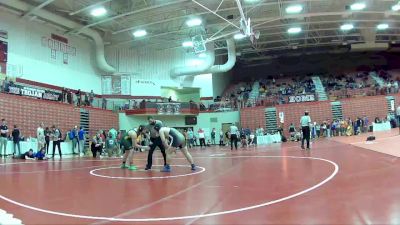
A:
120,163,129,169
191,164,196,171
161,165,171,172
128,165,137,171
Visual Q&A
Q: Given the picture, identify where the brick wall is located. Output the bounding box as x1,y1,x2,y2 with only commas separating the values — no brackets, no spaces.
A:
276,101,333,136
240,96,391,137
0,93,118,138
240,107,266,131
87,107,119,136
341,95,388,121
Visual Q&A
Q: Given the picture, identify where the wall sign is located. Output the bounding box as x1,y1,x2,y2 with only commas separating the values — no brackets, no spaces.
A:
8,85,60,101
41,34,76,65
288,94,315,103
134,79,156,86
102,75,131,95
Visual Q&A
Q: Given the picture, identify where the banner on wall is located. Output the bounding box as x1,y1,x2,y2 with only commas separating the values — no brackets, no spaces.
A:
288,94,315,103
8,84,60,101
41,34,76,65
101,76,112,95
0,30,8,75
102,75,131,95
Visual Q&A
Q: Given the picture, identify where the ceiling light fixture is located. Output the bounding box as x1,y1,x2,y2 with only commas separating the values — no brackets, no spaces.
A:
340,24,354,31
392,3,400,11
182,41,194,47
90,7,107,17
186,18,202,27
377,23,389,30
350,2,366,10
133,30,147,37
287,27,302,34
234,33,246,40
285,5,303,14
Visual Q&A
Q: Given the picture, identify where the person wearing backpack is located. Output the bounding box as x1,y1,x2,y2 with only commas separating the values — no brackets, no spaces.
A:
51,125,62,158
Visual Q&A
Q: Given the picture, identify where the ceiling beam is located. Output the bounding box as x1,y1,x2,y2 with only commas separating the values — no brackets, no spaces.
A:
124,24,400,51
234,34,362,49
69,0,112,16
112,9,398,42
192,0,240,29
240,42,348,57
75,0,188,34
112,0,326,35
113,0,304,34
112,18,398,47
21,0,56,19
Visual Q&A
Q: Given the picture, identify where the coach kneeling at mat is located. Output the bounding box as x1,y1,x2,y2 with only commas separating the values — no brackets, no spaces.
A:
145,116,167,170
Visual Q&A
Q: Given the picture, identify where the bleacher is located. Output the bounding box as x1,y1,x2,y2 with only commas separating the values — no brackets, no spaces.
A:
217,70,400,110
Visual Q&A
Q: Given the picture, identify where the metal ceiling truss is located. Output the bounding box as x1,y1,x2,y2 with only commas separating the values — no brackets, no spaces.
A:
6,0,400,61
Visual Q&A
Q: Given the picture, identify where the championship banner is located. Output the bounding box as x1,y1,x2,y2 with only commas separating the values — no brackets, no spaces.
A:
41,34,76,64
102,75,132,95
288,94,315,103
8,84,60,101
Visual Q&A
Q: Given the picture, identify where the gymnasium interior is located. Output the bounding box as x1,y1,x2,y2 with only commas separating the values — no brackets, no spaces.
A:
1,0,400,224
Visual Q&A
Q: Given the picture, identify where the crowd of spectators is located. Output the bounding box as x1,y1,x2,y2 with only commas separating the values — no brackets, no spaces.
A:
322,70,400,99
0,117,128,160
377,70,400,95
204,70,400,112
286,114,397,142
205,75,317,112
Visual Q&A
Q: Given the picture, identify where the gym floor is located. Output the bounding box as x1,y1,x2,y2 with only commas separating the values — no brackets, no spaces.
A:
0,130,399,225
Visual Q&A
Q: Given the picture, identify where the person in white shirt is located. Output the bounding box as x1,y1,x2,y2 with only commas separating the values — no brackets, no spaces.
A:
300,111,312,150
198,129,206,148
36,122,45,152
249,132,255,146
229,123,239,150
219,130,224,146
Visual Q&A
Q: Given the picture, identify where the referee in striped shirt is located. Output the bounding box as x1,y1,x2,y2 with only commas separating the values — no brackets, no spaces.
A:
300,111,312,150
